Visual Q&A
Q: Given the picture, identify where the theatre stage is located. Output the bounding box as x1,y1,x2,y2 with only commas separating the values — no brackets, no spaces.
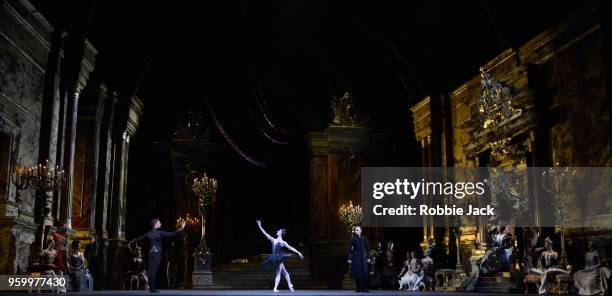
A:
3,290,538,296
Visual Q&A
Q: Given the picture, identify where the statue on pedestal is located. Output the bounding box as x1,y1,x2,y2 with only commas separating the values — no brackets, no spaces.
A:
331,91,368,127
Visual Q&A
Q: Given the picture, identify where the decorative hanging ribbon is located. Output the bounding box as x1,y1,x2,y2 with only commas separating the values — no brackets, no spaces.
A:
253,84,294,136
207,100,270,168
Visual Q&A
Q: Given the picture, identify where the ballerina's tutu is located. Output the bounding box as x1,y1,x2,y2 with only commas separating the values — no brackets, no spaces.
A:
262,253,294,269
262,242,294,269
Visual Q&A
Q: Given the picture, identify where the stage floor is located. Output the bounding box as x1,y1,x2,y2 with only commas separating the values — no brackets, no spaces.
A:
2,290,540,296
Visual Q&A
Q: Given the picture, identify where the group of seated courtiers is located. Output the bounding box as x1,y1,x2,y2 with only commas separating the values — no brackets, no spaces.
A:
347,225,611,294
31,222,147,292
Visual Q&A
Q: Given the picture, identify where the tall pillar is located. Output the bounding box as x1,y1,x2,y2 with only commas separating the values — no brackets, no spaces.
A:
107,95,142,289
58,41,97,230
92,90,116,290
38,31,65,216
71,75,107,240
109,95,143,240
60,90,78,230
96,92,116,235
307,126,372,289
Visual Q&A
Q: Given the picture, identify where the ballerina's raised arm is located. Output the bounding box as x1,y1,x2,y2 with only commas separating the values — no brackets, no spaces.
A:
256,219,274,242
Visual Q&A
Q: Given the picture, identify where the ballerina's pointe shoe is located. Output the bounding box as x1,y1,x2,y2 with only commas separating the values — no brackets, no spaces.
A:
273,289,279,293
289,284,295,292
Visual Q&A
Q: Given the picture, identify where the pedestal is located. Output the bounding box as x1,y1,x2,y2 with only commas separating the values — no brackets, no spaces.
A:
192,252,213,288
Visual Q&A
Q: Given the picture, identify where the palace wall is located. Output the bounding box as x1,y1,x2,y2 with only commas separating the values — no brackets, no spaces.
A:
0,1,143,286
411,3,612,271
0,0,55,273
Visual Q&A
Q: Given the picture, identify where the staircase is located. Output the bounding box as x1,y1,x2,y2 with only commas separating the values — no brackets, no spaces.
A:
197,254,327,289
475,272,525,293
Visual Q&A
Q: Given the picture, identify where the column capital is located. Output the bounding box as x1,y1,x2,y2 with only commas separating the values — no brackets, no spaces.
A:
114,95,143,139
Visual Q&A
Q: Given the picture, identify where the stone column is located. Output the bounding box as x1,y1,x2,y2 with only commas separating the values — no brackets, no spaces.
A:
107,95,142,289
96,91,116,237
307,132,329,241
38,29,65,197
307,126,372,289
109,95,143,240
60,89,79,230
71,77,107,240
59,41,97,230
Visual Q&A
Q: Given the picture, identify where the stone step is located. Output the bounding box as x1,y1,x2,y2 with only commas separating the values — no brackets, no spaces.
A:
200,254,326,289
478,277,514,283
475,273,524,294
476,282,519,288
476,287,525,293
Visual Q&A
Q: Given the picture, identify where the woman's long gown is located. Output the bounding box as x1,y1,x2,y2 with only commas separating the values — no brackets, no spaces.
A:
574,250,611,295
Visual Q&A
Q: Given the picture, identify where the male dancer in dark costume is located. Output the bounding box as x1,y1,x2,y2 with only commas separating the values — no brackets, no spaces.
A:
347,225,371,292
131,218,185,293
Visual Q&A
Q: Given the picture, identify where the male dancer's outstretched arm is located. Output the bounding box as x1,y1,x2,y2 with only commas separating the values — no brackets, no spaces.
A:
159,223,185,237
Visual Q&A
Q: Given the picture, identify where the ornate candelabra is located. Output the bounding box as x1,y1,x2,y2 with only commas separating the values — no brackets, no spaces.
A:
192,174,217,256
11,160,64,219
339,200,362,237
11,160,65,251
541,163,576,269
191,173,217,288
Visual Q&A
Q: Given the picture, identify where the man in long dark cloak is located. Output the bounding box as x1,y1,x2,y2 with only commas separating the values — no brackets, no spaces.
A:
347,225,371,292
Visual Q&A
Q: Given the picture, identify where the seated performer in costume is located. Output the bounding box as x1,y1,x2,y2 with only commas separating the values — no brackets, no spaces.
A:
421,249,436,290
125,241,149,290
574,239,611,295
67,240,86,292
480,225,514,274
398,251,423,290
132,218,185,293
51,222,69,273
370,242,384,289
425,237,442,266
256,219,304,292
461,225,514,291
523,226,544,272
381,242,397,289
529,237,569,294
36,236,66,293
